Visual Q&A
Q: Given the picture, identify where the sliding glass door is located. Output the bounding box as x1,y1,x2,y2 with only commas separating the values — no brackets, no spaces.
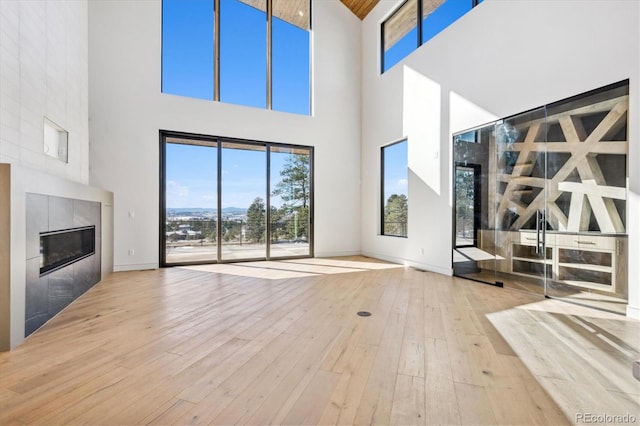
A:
270,146,312,258
164,137,218,264
161,132,313,266
220,142,267,261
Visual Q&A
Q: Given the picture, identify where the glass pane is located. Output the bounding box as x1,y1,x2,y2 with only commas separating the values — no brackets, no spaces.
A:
162,0,214,100
382,141,408,237
272,0,310,115
452,125,496,284
544,81,629,314
220,142,267,260
422,0,473,44
455,166,475,247
165,141,218,264
270,146,312,257
495,107,548,295
220,0,267,108
382,0,418,73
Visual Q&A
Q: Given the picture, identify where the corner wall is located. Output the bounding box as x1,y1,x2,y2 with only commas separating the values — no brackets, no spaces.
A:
361,0,640,316
88,0,362,271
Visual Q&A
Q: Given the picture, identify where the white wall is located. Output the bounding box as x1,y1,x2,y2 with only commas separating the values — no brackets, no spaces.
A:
361,0,640,316
88,0,362,271
0,0,89,183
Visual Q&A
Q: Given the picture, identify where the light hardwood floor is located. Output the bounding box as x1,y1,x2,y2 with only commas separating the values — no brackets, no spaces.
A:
1,256,638,425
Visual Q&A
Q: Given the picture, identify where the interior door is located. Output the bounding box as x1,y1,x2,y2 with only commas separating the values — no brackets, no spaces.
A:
452,125,497,285
494,107,549,295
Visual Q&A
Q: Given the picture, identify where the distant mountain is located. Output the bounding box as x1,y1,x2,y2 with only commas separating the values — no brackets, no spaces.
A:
221,207,247,214
167,207,247,214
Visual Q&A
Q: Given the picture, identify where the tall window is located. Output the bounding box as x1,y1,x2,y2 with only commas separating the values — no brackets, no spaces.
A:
162,0,311,115
161,132,313,266
381,140,408,237
381,0,480,73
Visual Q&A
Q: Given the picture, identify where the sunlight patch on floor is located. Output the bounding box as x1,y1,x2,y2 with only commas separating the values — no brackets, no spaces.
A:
487,299,640,422
178,256,403,279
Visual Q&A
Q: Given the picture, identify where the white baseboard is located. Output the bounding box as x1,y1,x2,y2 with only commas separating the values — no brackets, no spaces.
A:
360,251,453,276
314,250,361,258
114,263,158,272
626,305,640,320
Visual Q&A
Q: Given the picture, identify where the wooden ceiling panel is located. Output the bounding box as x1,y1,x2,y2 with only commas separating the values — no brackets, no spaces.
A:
341,0,379,20
239,0,310,30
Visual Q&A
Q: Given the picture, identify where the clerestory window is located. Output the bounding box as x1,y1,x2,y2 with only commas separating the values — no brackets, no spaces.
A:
381,0,482,73
162,0,311,115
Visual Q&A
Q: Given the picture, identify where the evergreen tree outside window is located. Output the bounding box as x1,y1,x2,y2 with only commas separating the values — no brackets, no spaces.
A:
381,140,408,237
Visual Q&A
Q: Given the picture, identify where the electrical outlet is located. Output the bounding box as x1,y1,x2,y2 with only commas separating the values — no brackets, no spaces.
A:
128,249,135,256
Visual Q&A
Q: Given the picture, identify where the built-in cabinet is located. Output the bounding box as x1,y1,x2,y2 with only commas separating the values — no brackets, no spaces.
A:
513,231,627,294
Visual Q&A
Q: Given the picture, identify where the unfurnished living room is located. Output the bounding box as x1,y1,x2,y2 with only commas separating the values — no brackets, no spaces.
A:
0,0,639,424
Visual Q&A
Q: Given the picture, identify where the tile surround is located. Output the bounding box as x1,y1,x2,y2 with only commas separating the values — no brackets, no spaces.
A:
24,193,101,337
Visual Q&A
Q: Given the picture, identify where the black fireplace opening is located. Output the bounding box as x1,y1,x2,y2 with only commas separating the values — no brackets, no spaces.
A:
40,226,96,276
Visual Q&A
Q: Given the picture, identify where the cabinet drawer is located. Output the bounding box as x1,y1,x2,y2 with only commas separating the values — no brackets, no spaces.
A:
519,231,556,246
554,234,616,250
519,232,538,245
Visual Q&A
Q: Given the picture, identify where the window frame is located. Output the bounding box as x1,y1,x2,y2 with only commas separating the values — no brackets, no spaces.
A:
161,0,312,115
380,0,481,74
159,130,315,267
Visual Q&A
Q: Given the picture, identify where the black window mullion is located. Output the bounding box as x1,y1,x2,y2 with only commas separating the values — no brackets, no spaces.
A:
380,147,385,235
214,0,220,101
217,139,222,262
417,0,422,47
266,0,273,110
266,146,271,259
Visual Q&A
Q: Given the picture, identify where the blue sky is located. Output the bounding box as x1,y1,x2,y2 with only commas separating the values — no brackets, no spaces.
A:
166,143,303,209
162,0,309,114
383,141,408,201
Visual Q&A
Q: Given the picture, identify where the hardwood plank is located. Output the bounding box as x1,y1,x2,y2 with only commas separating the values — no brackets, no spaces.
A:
317,343,378,426
281,369,341,425
454,382,497,425
390,374,426,426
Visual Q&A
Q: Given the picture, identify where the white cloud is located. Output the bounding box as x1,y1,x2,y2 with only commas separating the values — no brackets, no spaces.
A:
167,180,189,198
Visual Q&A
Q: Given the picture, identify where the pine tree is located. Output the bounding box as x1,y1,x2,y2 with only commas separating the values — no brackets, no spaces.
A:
246,197,266,243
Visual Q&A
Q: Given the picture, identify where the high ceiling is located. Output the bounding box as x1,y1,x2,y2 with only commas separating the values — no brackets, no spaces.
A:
340,0,380,20
236,0,400,25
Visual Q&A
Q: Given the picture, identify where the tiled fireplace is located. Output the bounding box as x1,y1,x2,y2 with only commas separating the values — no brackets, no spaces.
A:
25,194,102,336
